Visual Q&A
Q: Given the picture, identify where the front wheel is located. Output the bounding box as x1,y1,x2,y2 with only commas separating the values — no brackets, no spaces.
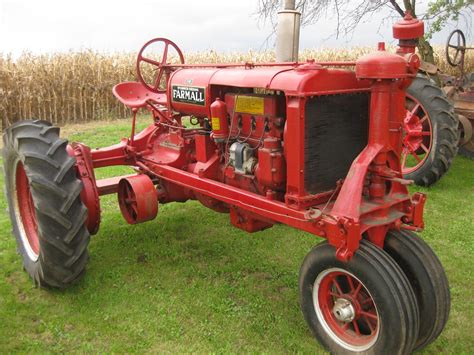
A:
3,120,90,288
299,240,419,354
384,230,450,351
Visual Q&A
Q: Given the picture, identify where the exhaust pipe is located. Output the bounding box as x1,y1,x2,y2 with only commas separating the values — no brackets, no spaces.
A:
276,0,301,62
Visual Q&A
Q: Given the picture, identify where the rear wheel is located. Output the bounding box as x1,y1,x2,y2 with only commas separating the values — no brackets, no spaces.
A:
384,229,450,351
403,76,459,186
299,240,419,354
3,120,90,288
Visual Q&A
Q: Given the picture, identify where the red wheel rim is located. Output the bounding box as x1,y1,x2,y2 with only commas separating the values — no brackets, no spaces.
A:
402,94,433,174
313,268,379,351
15,161,40,260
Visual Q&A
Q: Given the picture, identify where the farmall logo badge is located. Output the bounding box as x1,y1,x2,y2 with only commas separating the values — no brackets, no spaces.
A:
171,85,205,106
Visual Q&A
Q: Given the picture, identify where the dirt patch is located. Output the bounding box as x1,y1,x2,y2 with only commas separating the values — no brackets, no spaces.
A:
5,271,25,285
17,290,28,302
137,253,148,263
248,271,273,281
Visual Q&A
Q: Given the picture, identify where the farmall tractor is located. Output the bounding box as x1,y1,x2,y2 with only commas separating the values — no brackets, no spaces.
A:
3,14,450,354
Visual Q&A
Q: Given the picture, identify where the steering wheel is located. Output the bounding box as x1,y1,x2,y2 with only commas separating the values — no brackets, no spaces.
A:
446,29,466,67
136,38,185,93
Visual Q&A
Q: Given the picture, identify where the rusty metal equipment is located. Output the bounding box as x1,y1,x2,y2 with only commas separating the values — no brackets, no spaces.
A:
3,13,451,354
442,29,474,158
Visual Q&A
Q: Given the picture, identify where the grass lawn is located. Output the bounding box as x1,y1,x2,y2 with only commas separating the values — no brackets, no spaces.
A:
1,117,473,353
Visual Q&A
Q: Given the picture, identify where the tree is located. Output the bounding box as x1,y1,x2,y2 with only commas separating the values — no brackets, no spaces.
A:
257,0,472,64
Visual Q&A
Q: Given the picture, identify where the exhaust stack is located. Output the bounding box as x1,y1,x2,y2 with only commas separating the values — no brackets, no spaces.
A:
276,0,301,62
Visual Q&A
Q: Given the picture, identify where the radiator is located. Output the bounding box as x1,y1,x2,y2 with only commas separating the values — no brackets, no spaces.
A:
304,93,369,194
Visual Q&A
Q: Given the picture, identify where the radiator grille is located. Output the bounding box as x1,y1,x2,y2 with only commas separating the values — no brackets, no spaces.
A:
304,93,369,194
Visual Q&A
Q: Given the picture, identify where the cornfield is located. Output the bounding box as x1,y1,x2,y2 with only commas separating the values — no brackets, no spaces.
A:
1,46,472,129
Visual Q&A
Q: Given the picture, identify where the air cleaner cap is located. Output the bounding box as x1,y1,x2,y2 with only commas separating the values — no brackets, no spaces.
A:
393,12,424,40
356,45,408,79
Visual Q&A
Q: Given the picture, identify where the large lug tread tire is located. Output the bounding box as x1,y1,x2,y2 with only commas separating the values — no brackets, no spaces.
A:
384,229,450,351
3,119,90,289
299,240,419,354
405,76,459,186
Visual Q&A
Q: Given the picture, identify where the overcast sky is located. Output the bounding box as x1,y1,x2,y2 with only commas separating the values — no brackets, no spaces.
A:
0,0,470,57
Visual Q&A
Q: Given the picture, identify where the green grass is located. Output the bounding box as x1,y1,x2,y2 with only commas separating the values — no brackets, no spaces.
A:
1,117,473,353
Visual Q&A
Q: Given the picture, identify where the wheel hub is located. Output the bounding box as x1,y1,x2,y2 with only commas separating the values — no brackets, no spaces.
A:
402,95,433,174
403,112,424,151
313,268,379,351
332,298,355,323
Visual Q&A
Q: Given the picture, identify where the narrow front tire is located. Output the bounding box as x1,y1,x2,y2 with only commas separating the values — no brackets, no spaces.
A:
299,240,419,354
384,229,450,350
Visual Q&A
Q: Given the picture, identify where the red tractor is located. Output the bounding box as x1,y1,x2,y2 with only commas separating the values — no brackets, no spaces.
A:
3,15,450,353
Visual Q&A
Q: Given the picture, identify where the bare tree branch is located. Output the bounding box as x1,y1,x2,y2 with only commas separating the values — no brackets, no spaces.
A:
258,1,401,35
334,0,340,38
255,0,472,64
403,0,414,17
256,0,471,45
389,0,405,17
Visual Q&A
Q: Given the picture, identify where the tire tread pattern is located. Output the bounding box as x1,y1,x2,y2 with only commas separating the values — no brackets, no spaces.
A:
405,77,459,186
358,240,420,354
299,240,420,354
385,230,450,350
3,119,90,289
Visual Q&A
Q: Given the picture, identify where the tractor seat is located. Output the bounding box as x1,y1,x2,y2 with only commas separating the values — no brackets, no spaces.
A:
112,82,166,109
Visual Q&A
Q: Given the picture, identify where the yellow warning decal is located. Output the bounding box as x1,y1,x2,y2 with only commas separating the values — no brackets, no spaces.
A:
211,117,221,131
235,96,265,115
